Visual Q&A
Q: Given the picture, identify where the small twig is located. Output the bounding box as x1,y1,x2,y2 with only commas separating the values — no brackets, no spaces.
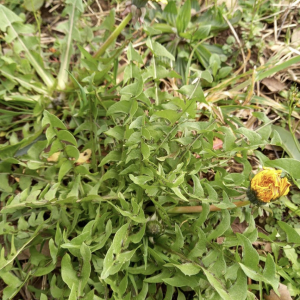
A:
167,201,250,214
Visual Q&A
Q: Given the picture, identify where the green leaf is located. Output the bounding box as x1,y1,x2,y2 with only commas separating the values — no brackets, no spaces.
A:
42,110,67,129
109,200,146,223
219,127,236,151
44,183,60,200
239,263,277,289
127,42,143,64
228,268,247,300
129,174,153,185
50,275,64,298
48,139,63,156
146,38,175,61
236,127,264,145
176,0,191,34
0,174,13,193
65,145,80,160
209,54,221,77
263,254,279,294
0,5,54,88
68,284,77,300
58,160,73,182
57,130,77,146
207,210,230,241
163,271,199,288
163,1,177,25
272,125,300,160
40,293,48,300
23,0,44,11
120,77,143,98
107,101,131,115
172,263,201,276
144,268,171,283
0,270,23,300
0,4,22,29
34,263,56,277
236,233,259,271
193,25,211,40
124,63,140,83
191,175,204,198
153,110,179,124
172,224,184,251
101,223,129,279
0,66,48,94
188,228,206,258
67,175,80,198
49,239,58,264
265,158,300,179
129,224,146,244
171,187,188,202
135,282,148,300
126,132,141,146
61,254,79,290
283,245,300,270
203,183,218,201
104,126,125,140
214,191,236,210
198,71,212,84
141,140,150,160
218,66,233,79
202,268,232,300
99,150,122,167
79,243,91,295
278,221,300,244
46,127,56,143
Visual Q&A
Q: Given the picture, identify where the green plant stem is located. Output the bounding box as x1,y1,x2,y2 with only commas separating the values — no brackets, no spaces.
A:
167,200,250,214
93,13,132,59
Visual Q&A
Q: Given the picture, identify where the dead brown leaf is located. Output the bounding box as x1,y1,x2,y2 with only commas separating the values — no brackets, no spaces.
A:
76,149,92,164
231,218,248,233
47,149,92,164
264,283,292,300
217,237,225,244
264,242,272,253
47,152,61,162
213,138,223,150
262,78,287,92
291,27,300,43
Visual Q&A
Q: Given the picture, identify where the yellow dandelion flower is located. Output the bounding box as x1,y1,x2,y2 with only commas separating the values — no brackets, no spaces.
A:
247,168,291,204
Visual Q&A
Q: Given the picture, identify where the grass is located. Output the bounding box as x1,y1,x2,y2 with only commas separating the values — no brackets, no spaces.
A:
0,0,300,299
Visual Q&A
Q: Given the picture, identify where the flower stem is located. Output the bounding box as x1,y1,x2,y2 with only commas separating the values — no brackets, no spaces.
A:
167,200,250,214
93,13,132,59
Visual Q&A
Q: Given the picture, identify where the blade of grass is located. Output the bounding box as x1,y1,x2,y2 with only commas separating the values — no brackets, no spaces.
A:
57,0,84,90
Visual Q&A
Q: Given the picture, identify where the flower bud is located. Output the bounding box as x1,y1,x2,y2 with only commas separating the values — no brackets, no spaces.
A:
146,220,163,237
